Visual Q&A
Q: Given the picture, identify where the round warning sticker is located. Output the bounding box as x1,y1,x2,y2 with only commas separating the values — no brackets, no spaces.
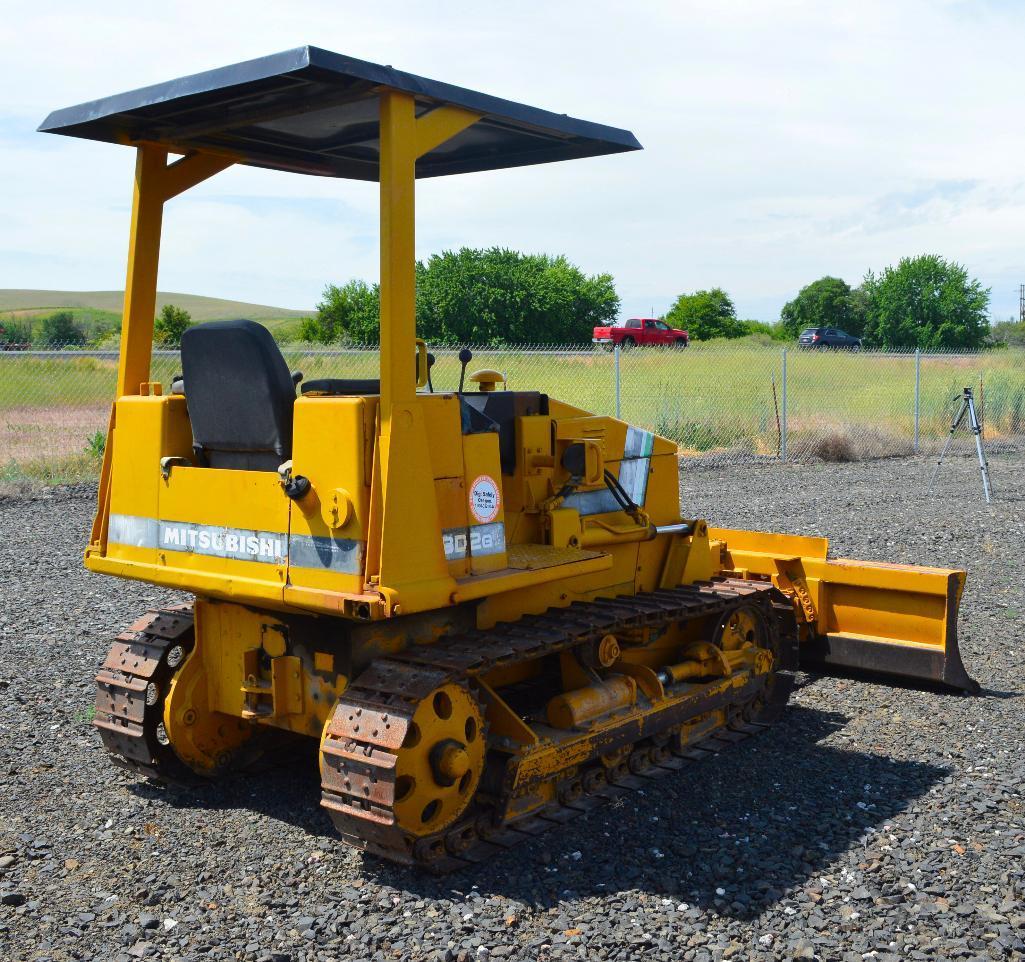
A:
469,474,501,524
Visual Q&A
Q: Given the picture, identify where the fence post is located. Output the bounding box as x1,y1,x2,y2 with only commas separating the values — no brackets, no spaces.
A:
614,342,621,419
780,347,788,462
914,348,921,453
779,348,787,465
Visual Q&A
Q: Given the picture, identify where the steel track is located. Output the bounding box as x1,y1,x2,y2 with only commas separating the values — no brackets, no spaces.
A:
92,582,798,873
93,605,196,783
320,578,798,872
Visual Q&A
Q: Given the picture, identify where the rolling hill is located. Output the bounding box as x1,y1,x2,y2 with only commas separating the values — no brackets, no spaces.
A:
0,290,311,327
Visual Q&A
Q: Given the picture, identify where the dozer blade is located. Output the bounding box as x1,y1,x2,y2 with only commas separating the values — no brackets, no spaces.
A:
712,527,980,695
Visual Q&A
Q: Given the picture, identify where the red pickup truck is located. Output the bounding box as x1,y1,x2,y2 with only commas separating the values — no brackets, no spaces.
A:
592,317,689,348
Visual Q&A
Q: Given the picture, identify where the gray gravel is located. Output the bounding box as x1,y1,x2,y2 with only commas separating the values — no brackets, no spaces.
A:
1,451,1023,962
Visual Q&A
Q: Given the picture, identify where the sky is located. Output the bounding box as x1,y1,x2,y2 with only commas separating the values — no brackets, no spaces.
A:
2,0,1024,322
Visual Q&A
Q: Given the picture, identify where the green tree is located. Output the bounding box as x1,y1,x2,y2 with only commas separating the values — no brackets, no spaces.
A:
664,288,743,340
415,247,619,344
153,304,193,346
989,319,1025,348
779,276,865,339
861,255,989,349
306,280,381,344
39,311,86,347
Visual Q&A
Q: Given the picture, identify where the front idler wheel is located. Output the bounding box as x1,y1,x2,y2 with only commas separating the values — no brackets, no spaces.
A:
393,683,485,837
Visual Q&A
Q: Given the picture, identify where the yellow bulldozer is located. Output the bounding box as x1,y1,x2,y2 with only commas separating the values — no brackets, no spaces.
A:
40,47,977,871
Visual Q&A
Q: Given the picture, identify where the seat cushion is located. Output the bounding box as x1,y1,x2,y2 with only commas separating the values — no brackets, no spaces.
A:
301,378,381,396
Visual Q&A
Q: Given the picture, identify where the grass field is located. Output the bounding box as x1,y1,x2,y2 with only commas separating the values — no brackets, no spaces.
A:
432,344,1025,458
2,342,1024,480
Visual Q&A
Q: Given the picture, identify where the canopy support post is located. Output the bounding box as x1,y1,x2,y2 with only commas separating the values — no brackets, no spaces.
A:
91,146,232,553
116,144,168,398
370,92,478,612
115,145,234,397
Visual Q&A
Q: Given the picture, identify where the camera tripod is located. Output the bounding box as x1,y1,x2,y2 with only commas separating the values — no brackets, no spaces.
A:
928,387,992,504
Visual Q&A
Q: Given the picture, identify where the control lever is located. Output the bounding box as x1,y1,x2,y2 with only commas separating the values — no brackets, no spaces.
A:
457,348,473,393
427,352,436,393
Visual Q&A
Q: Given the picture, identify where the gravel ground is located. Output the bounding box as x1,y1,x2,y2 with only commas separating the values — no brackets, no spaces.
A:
1,451,1023,962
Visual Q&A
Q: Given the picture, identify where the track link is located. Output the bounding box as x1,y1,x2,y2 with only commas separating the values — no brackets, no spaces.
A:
93,605,196,783
321,577,798,872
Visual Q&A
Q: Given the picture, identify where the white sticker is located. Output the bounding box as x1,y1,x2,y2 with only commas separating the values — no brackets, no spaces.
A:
469,474,501,524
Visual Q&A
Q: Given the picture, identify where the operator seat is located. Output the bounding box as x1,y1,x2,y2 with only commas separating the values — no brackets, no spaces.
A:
179,319,297,471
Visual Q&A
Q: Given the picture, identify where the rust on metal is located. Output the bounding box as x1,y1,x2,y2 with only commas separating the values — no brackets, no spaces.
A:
320,578,797,873
92,606,196,782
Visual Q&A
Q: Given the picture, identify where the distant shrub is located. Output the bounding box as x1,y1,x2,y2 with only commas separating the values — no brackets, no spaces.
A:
740,319,788,340
989,319,1025,349
0,317,33,347
85,312,121,346
39,311,86,347
791,425,914,462
808,431,856,462
154,304,193,345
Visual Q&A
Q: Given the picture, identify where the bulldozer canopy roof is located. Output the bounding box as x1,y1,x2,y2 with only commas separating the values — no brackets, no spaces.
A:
38,46,642,180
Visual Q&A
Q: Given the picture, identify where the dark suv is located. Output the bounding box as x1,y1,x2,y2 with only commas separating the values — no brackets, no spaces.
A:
798,327,861,349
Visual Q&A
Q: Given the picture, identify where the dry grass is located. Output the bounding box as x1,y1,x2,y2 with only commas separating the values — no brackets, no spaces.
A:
1,404,108,465
0,452,104,486
805,430,856,462
789,422,915,462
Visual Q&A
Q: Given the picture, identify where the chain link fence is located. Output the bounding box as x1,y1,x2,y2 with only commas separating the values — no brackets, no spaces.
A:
2,342,1024,479
618,343,1025,465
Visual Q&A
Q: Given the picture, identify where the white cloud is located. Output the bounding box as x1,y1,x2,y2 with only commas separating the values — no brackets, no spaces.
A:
2,0,1024,319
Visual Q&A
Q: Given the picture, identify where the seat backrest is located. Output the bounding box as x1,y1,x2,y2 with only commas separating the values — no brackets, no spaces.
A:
180,319,296,471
